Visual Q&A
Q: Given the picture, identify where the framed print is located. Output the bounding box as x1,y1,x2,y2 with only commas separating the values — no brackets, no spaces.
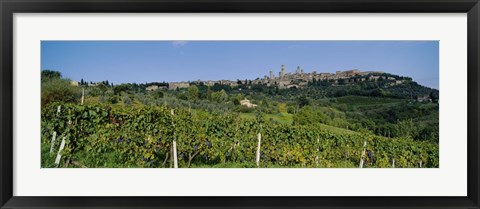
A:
1,0,479,208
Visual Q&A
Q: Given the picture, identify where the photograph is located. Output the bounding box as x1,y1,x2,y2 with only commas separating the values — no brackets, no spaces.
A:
40,40,439,168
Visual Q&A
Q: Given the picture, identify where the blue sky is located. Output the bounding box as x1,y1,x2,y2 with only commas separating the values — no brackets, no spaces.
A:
41,41,439,89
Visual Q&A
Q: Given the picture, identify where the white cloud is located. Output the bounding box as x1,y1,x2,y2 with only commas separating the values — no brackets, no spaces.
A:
172,41,189,47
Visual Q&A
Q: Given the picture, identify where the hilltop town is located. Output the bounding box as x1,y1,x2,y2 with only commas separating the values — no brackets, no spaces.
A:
71,65,410,91
163,65,407,90
66,65,437,105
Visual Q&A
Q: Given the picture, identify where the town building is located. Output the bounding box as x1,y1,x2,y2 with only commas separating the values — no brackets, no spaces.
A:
146,85,159,91
169,82,190,90
240,99,257,108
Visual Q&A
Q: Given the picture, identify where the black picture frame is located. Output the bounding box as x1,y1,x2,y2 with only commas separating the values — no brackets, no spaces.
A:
1,0,479,208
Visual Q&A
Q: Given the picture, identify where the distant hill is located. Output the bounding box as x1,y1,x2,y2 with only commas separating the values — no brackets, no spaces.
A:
307,72,439,101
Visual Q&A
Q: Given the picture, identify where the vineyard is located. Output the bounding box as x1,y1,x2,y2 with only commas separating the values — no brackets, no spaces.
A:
41,103,439,168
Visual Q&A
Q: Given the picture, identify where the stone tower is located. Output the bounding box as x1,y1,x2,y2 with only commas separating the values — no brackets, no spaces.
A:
269,70,274,80
280,65,286,79
296,66,301,75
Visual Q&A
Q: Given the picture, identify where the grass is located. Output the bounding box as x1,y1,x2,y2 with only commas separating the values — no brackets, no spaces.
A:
336,95,405,107
41,142,58,168
240,112,293,124
239,112,256,120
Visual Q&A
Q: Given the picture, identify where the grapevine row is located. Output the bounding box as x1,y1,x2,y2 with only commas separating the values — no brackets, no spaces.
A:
41,103,439,168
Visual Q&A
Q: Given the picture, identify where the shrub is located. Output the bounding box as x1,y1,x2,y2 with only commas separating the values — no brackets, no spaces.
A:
293,106,329,125
100,95,119,104
239,105,254,113
41,78,80,105
187,85,199,101
211,90,228,103
177,93,188,100
109,95,119,104
41,70,61,82
287,105,296,114
123,96,132,106
151,90,164,99
278,103,287,113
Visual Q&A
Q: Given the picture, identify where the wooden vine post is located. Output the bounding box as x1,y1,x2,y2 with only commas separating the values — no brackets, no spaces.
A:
392,159,395,168
359,141,367,168
256,132,261,167
81,88,85,105
172,141,178,168
171,109,178,168
54,137,66,167
50,105,62,153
